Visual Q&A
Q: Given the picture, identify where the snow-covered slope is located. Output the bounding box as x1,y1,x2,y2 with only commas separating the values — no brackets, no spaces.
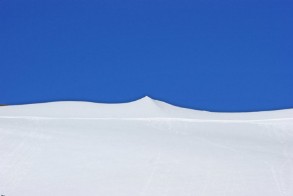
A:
1,96,293,121
0,97,293,196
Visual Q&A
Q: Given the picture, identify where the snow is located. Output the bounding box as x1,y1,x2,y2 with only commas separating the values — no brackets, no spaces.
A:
0,96,293,196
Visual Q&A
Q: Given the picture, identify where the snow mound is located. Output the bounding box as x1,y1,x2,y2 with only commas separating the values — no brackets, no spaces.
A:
0,96,292,121
0,97,293,196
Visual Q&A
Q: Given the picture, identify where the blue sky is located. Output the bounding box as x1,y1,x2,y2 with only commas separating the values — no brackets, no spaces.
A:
0,0,292,111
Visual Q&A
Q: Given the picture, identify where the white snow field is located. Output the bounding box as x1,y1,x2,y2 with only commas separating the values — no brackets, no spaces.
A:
0,96,293,196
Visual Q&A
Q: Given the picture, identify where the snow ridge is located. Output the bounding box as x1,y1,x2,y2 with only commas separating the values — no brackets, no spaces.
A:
0,96,292,121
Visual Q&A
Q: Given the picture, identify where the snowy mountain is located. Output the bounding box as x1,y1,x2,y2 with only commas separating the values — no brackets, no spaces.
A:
1,96,293,120
0,97,293,196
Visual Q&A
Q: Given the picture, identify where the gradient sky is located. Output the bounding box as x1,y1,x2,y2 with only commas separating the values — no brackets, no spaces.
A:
1,0,292,111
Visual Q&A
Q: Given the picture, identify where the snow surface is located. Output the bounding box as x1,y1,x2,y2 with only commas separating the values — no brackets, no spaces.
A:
0,96,293,196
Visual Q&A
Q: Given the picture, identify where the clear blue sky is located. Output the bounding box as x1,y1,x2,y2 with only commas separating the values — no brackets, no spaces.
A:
1,0,292,111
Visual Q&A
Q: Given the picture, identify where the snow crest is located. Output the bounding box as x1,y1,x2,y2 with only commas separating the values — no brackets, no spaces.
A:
0,96,292,121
